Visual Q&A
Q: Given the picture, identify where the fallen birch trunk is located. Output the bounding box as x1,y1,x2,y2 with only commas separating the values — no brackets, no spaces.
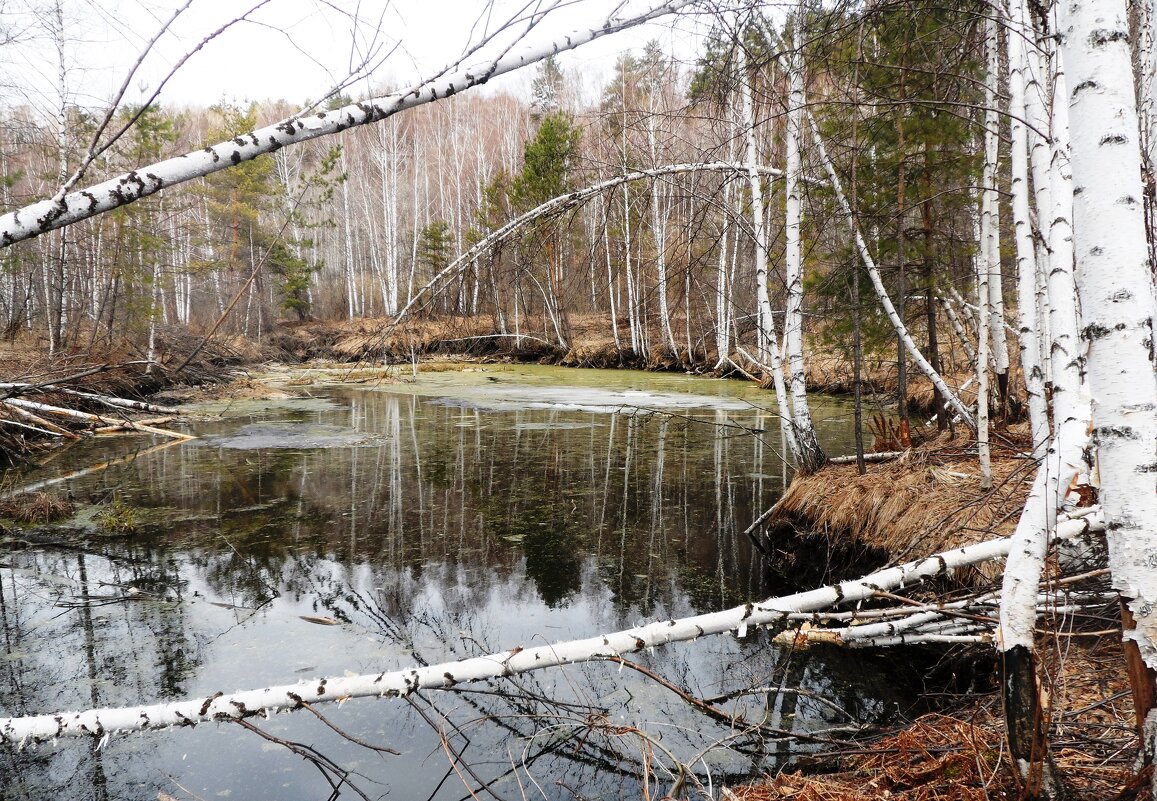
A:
0,384,180,415
1,403,79,440
0,512,1103,746
1,398,193,440
0,1,697,248
827,451,904,465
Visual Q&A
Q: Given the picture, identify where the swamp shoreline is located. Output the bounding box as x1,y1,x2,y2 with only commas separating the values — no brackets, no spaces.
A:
0,316,1139,800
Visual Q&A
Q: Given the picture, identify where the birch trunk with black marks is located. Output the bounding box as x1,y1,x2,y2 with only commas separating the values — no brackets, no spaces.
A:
0,0,696,249
805,114,976,429
738,44,797,458
0,519,1104,745
1045,48,1085,442
1059,0,1157,774
784,44,824,473
976,41,996,485
999,424,1087,800
1006,1,1050,453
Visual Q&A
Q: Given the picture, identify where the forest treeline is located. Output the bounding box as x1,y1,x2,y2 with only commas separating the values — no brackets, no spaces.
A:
0,2,989,405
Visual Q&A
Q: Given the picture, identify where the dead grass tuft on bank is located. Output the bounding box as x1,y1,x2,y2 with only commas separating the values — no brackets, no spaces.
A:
733,711,1135,801
769,430,1035,559
0,491,75,522
727,635,1140,801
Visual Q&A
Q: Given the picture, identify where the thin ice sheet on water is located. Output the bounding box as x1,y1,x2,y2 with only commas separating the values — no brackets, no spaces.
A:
203,422,380,450
431,386,749,413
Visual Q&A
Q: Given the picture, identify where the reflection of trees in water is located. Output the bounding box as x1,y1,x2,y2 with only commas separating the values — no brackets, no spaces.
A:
0,545,205,800
110,390,781,619
1,387,908,798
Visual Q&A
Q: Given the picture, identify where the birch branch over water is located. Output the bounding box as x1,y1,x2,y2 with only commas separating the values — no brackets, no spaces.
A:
0,511,1102,745
0,0,697,248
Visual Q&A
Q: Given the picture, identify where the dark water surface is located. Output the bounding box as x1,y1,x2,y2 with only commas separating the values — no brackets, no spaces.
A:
0,366,906,800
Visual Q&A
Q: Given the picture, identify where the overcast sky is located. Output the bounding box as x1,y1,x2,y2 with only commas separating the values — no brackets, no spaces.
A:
0,0,713,115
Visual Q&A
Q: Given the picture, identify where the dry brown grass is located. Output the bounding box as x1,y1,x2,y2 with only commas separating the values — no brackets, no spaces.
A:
0,491,75,523
771,430,1035,560
728,637,1141,801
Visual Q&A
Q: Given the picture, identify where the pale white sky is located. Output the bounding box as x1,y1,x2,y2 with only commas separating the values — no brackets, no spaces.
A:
0,0,714,114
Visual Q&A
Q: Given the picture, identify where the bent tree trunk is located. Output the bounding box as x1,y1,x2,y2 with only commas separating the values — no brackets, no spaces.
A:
0,517,1102,744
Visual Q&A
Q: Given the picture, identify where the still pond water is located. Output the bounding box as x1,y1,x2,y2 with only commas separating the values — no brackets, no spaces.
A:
0,365,909,800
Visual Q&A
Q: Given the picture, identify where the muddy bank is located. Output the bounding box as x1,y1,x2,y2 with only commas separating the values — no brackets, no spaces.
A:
257,313,976,413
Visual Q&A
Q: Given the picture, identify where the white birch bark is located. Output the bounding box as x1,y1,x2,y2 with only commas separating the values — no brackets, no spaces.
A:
738,45,797,456
975,188,993,490
714,176,733,368
999,425,1090,653
938,294,977,367
975,15,999,490
0,0,696,248
1005,1,1050,452
648,93,678,355
979,19,1010,404
1059,0,1157,684
1045,48,1086,441
0,521,1097,745
784,45,823,471
601,198,621,350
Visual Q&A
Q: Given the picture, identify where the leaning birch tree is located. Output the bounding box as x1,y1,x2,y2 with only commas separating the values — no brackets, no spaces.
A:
0,0,699,248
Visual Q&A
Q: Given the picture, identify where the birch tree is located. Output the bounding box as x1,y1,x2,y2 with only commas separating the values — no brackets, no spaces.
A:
1058,0,1157,773
1005,0,1050,452
0,0,699,249
737,42,797,458
783,23,824,473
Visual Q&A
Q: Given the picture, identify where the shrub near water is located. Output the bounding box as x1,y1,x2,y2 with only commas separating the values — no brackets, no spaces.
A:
95,495,140,534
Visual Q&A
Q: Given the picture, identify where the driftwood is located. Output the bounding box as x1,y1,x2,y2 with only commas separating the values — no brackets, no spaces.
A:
0,383,179,415
827,451,905,465
0,397,191,441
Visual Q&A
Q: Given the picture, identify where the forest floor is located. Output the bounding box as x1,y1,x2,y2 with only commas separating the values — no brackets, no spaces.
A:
0,317,1138,798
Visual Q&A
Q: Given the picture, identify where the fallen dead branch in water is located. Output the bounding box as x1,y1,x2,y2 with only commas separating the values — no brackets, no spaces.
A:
0,511,1103,744
0,384,191,459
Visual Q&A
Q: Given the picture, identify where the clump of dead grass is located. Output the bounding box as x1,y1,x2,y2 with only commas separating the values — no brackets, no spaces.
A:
728,632,1140,801
733,714,1006,801
0,492,75,523
771,431,1035,560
